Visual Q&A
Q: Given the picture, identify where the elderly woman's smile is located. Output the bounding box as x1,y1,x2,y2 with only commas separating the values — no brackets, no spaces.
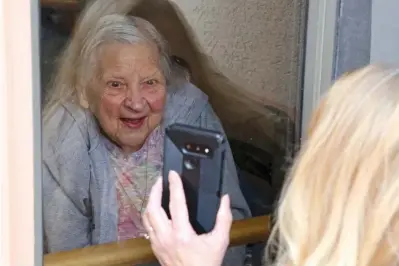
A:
91,42,167,153
119,116,146,128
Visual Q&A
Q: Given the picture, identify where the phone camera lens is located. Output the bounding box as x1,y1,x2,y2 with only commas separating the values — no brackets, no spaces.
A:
184,159,196,170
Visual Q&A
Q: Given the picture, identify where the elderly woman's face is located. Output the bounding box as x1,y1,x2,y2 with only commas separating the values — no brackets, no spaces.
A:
90,42,167,153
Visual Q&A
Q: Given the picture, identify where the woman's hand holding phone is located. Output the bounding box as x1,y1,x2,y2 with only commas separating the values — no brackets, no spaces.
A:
143,171,232,266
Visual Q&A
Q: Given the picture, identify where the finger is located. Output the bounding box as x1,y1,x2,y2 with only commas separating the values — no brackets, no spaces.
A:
145,177,171,238
168,170,193,236
142,212,157,240
209,194,233,240
146,176,163,210
143,213,172,266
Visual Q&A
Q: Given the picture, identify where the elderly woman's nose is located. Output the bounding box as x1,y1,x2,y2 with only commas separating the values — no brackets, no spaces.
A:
124,86,146,110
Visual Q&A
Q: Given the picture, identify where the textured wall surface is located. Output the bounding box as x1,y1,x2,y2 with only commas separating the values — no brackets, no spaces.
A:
169,0,305,112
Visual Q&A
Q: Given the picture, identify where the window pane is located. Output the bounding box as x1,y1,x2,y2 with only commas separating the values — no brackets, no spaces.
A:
40,1,306,264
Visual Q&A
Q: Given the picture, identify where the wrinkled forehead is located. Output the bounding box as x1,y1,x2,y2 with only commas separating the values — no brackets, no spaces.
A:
96,41,161,78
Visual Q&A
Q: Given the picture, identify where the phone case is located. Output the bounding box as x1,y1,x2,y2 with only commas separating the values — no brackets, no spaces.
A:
162,123,226,234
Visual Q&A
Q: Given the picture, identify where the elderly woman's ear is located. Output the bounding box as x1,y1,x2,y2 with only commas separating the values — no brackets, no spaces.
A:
170,55,192,83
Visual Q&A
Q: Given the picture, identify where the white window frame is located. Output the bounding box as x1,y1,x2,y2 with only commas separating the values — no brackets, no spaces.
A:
0,0,338,264
301,0,338,138
0,0,42,265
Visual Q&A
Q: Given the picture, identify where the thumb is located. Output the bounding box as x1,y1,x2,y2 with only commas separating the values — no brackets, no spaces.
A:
210,195,233,240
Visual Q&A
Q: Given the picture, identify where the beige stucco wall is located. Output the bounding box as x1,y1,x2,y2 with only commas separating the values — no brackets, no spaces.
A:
171,0,305,111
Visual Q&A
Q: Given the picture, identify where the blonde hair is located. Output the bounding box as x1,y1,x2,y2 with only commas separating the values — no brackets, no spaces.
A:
267,65,399,266
43,0,174,122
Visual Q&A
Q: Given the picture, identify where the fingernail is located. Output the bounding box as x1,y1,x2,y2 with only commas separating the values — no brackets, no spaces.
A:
222,195,231,210
169,170,179,181
223,194,230,203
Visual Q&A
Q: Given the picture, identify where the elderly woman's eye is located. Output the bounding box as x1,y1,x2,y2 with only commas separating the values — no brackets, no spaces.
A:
107,81,123,89
145,79,157,86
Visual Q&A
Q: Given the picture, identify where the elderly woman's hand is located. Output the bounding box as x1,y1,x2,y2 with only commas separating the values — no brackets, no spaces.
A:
143,171,232,266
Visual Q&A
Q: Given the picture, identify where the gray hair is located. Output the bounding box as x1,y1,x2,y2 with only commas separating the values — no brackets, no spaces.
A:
43,0,178,121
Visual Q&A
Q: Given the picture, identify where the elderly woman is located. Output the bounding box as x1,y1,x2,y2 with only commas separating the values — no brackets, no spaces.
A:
42,0,251,263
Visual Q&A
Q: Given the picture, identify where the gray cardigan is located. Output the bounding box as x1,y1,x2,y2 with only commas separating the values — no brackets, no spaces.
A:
42,82,251,265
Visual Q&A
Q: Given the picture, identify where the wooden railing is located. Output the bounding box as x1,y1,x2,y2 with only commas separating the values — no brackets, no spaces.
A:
44,215,270,266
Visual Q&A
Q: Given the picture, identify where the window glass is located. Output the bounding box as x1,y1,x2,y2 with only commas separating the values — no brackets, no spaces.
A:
40,1,306,264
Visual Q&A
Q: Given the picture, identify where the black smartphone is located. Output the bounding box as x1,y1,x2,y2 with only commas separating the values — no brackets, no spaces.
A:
162,123,226,234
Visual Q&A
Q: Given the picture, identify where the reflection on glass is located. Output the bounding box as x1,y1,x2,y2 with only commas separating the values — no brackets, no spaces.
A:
40,0,305,264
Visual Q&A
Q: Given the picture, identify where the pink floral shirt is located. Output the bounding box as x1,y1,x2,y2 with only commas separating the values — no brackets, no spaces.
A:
104,126,164,241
